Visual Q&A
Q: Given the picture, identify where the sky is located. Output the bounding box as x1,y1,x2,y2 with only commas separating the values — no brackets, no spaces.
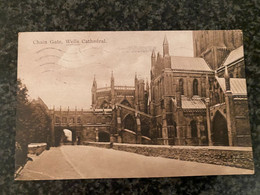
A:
18,31,193,109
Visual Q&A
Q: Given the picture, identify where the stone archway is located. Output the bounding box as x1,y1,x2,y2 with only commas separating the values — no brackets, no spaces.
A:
123,114,136,132
54,127,76,146
212,111,229,146
98,131,110,142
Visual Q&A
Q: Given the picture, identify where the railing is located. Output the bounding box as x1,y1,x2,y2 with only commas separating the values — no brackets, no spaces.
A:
96,87,111,92
115,86,135,90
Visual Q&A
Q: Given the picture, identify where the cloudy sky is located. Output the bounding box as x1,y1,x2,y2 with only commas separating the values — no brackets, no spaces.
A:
18,31,193,109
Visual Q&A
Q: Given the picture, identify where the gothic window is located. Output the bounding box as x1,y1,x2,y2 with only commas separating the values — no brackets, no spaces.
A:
209,79,212,90
160,99,164,109
166,114,173,126
123,115,136,132
193,79,198,96
215,93,220,104
77,117,81,124
190,120,198,137
179,79,184,95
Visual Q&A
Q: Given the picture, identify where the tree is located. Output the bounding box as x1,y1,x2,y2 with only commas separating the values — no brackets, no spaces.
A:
15,79,52,169
15,79,31,168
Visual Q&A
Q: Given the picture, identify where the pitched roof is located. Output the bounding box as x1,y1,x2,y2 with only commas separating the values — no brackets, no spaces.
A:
181,96,206,109
223,46,244,66
171,56,212,72
216,77,247,96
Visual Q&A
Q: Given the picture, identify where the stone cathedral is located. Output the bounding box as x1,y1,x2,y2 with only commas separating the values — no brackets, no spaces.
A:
51,31,251,147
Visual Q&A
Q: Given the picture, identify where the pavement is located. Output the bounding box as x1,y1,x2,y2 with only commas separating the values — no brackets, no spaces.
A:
16,145,254,180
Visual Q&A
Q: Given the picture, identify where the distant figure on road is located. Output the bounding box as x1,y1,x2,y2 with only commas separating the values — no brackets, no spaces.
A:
77,136,81,145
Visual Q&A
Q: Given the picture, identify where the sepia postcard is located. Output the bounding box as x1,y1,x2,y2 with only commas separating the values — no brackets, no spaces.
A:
15,31,254,180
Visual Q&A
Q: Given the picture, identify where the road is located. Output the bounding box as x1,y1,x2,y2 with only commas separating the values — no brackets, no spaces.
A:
16,145,254,180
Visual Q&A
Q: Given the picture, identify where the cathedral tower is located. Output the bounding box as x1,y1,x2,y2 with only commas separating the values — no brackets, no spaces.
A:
151,49,156,80
111,71,115,106
163,35,169,57
91,75,97,109
163,35,171,69
193,30,242,70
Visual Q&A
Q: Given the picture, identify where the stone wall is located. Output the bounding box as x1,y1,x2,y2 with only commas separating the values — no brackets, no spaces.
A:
121,129,137,144
83,141,111,149
83,142,254,170
28,143,47,155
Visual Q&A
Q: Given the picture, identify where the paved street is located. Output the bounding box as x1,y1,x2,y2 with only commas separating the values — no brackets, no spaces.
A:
16,145,254,180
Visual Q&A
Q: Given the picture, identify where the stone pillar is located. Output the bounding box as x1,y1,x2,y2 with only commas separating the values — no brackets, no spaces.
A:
200,121,206,145
198,77,202,97
116,107,122,143
51,106,55,146
206,74,210,98
205,98,213,146
95,128,99,142
197,118,202,145
176,91,182,108
187,76,191,98
162,109,169,145
136,114,142,144
225,91,237,146
224,65,237,146
176,125,182,145
187,124,191,138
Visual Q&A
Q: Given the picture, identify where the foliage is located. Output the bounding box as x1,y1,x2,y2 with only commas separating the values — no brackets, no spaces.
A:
15,79,52,168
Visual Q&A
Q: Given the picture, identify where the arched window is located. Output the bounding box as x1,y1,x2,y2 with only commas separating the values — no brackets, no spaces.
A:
179,79,184,95
193,79,198,95
212,111,229,146
123,115,136,132
215,93,220,104
190,120,197,137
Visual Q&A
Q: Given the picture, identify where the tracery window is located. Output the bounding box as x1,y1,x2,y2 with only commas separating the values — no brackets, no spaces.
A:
193,79,198,96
